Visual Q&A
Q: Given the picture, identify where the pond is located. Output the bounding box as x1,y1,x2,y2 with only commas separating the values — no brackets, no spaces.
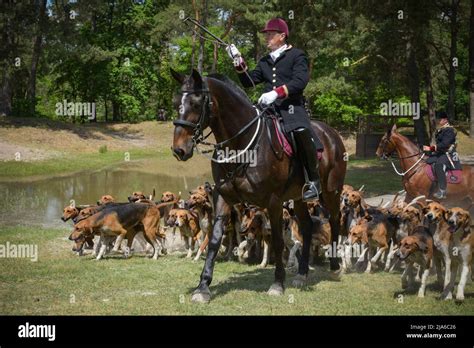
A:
0,160,212,229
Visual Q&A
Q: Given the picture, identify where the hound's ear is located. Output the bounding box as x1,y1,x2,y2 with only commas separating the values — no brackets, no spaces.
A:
170,68,185,84
416,238,428,252
444,210,451,222
186,210,196,221
415,209,422,222
463,212,472,232
191,69,203,89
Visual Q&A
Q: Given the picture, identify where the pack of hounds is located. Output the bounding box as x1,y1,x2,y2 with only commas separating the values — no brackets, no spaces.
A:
62,182,473,301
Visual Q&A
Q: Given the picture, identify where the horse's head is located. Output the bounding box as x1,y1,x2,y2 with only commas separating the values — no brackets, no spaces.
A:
376,124,398,159
170,68,211,161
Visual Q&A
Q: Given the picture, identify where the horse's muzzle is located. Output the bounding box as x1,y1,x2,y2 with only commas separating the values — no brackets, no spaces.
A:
172,147,192,161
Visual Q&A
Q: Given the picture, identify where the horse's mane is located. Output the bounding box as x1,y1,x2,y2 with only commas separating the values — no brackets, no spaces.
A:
206,73,251,103
390,127,420,153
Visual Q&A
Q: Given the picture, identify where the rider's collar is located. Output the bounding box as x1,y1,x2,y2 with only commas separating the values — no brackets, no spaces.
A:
270,44,288,61
440,123,451,129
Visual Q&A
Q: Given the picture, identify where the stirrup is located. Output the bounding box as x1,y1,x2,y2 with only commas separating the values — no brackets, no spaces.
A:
302,182,320,202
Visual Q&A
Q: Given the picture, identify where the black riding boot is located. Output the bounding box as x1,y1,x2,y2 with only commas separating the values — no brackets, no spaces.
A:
434,163,447,199
293,127,321,201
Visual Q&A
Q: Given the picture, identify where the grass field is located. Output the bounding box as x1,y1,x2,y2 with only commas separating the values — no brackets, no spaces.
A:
1,226,473,315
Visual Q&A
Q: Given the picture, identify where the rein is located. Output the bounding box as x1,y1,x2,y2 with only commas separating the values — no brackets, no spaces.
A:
173,78,272,166
195,107,263,164
389,153,425,176
381,137,425,177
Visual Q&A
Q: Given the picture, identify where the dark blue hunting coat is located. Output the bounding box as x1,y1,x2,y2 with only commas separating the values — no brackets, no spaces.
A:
426,125,461,170
236,45,323,150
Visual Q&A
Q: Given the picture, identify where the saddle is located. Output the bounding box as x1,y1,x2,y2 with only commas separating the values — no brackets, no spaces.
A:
425,164,463,184
267,114,323,160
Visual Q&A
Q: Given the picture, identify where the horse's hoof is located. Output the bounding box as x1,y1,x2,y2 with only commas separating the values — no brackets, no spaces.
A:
257,263,267,269
441,291,453,301
191,289,211,303
267,283,284,296
292,274,307,288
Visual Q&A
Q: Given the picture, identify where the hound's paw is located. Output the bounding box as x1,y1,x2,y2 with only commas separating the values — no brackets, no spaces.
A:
267,283,284,296
292,274,307,288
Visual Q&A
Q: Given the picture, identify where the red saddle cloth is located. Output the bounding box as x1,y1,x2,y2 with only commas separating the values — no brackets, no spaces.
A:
270,117,323,160
425,165,463,184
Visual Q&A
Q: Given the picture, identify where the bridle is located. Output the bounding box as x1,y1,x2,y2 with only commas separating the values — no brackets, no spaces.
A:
172,78,269,165
172,84,213,145
380,134,425,177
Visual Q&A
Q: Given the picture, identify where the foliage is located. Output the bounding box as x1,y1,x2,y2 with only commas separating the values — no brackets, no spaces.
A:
1,0,472,129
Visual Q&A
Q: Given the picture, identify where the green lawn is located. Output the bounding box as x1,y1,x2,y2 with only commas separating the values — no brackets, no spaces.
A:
0,149,158,180
1,226,473,315
345,158,403,197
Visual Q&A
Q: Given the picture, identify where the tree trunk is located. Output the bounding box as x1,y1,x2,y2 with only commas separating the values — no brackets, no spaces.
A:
197,0,207,74
470,0,474,138
26,0,47,116
191,0,198,69
212,43,217,73
447,0,460,121
407,39,428,146
0,68,12,117
425,66,437,141
112,100,120,122
0,8,14,116
105,99,108,122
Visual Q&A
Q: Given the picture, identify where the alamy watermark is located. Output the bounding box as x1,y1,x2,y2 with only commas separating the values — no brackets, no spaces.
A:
55,99,96,120
18,322,55,341
216,148,257,167
380,99,420,120
0,242,38,262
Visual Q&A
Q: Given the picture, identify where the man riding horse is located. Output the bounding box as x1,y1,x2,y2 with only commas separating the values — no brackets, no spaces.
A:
423,112,461,199
226,17,322,202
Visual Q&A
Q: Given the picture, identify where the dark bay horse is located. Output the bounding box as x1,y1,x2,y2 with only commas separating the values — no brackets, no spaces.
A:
376,124,474,208
170,68,346,303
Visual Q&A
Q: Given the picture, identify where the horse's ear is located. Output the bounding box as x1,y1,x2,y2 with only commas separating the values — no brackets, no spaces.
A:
191,68,203,89
391,124,397,133
170,68,185,84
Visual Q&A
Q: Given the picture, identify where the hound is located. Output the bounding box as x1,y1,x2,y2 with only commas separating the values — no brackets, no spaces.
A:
167,208,201,258
397,226,434,298
442,207,473,301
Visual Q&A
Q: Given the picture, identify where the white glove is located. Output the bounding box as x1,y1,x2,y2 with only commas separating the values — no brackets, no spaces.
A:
226,44,241,59
258,90,278,105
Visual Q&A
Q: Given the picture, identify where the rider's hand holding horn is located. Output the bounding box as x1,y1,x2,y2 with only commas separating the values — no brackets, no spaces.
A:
226,44,278,106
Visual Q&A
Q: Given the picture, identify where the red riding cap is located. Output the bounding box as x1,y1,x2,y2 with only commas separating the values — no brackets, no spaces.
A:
261,18,289,38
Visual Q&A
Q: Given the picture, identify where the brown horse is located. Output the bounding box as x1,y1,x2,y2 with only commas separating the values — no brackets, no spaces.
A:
376,124,474,208
170,69,346,303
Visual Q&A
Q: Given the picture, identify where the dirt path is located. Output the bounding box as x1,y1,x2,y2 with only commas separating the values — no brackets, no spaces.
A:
0,116,173,161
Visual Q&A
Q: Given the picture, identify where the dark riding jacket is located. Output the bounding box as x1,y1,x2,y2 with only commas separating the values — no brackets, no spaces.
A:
426,125,461,170
235,45,323,150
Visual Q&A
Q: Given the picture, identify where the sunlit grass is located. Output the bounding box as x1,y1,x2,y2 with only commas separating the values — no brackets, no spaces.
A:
1,226,473,315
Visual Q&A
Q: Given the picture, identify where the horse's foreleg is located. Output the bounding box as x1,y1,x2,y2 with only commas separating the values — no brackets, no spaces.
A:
292,199,313,287
267,196,285,296
191,194,231,303
326,191,342,273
